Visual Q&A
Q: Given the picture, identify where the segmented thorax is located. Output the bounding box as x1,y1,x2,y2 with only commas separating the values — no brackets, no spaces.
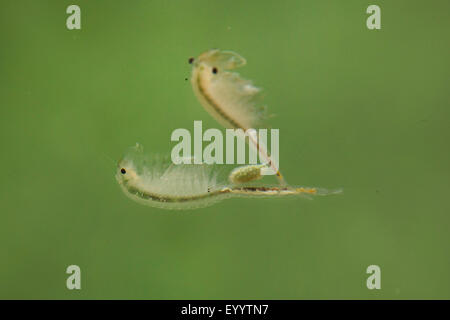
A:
115,145,227,209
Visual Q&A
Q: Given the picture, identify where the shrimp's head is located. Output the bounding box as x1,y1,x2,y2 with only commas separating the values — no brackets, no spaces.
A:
189,49,246,72
115,158,139,185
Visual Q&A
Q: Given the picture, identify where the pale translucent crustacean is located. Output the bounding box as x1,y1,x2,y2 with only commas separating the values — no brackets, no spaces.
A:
189,49,286,185
115,144,339,210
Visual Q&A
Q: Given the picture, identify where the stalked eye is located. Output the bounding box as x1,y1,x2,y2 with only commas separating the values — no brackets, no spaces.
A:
121,168,126,174
212,67,218,74
188,57,194,64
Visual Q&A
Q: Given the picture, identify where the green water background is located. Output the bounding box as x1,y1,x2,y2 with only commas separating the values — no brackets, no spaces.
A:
1,0,449,299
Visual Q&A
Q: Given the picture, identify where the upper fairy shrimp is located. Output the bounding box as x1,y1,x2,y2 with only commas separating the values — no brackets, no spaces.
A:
188,49,286,185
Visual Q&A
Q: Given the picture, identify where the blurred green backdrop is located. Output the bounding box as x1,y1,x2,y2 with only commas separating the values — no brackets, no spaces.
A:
0,0,449,299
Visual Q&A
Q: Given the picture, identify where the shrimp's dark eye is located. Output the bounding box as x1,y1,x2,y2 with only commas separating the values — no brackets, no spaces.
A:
188,57,194,64
121,168,126,174
212,67,218,74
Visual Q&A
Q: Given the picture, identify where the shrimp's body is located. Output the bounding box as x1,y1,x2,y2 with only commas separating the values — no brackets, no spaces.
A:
115,145,335,210
189,49,286,184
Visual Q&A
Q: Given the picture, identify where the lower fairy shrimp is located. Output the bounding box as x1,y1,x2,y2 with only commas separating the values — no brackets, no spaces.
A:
115,144,341,210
